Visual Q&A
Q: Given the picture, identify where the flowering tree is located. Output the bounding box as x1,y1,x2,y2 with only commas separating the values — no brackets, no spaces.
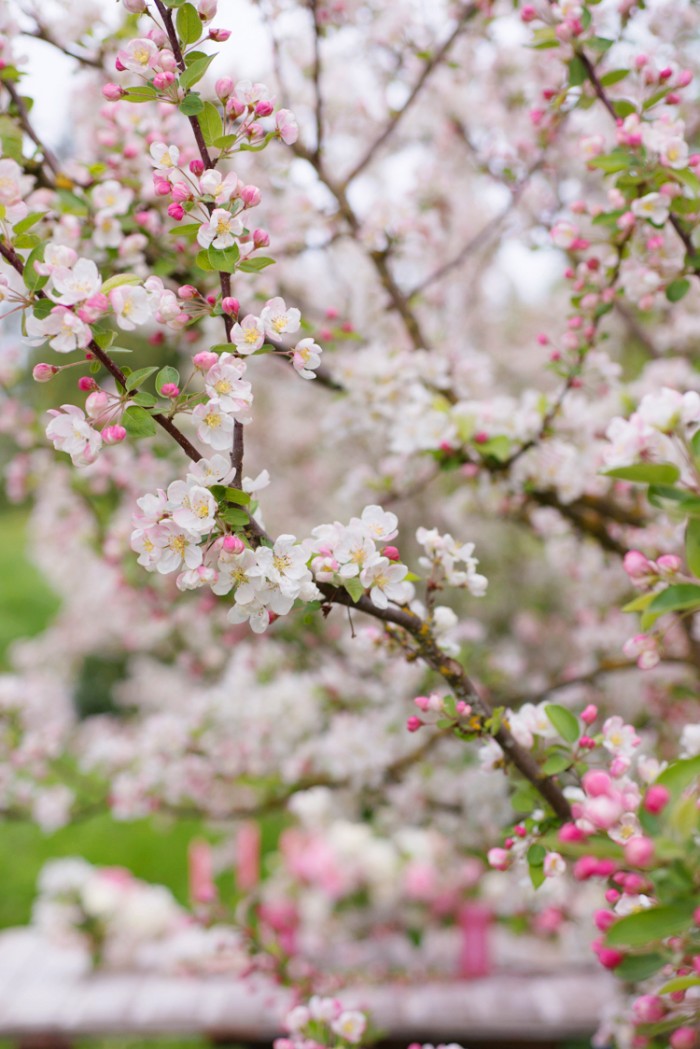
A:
0,0,699,1045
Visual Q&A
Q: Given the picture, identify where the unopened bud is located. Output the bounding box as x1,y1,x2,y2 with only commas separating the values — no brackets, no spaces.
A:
102,83,125,101
32,363,58,383
102,424,127,444
78,376,98,392
160,383,180,398
222,296,239,316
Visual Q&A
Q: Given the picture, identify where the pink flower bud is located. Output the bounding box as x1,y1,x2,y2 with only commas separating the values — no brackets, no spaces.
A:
160,383,180,398
32,363,58,383
178,285,198,300
193,351,219,371
624,837,654,867
167,202,185,221
209,27,231,41
115,57,126,72
670,1029,697,1049
78,376,98,392
222,296,239,316
633,996,665,1024
240,185,261,207
659,66,673,81
102,83,125,101
123,0,147,11
102,424,127,445
644,784,670,814
189,159,205,176
383,546,400,561
222,534,245,554
406,716,423,733
253,229,270,249
582,770,613,797
171,182,191,203
153,71,176,89
595,944,625,970
521,4,537,21
154,177,172,197
487,848,510,871
215,77,234,99
623,549,652,580
255,99,274,117
657,554,681,575
594,909,616,932
580,704,598,725
558,823,585,844
226,96,245,119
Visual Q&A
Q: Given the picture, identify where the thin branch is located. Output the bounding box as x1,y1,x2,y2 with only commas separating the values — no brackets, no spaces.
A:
23,22,103,70
2,78,61,181
342,4,479,187
308,0,324,160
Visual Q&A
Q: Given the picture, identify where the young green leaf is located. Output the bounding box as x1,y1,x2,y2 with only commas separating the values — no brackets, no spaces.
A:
544,704,580,744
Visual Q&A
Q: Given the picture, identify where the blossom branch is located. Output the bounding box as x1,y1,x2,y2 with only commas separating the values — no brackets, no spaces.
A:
341,3,479,187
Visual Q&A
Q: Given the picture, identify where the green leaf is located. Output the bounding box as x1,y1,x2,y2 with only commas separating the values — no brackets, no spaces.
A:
198,100,224,146
685,518,700,577
168,222,201,239
176,2,202,45
155,366,180,394
657,974,700,994
213,134,238,150
656,755,700,798
605,901,696,948
32,298,53,319
674,167,700,196
541,753,573,776
648,583,700,616
22,244,47,292
588,152,632,173
529,864,546,889
544,704,580,744
100,273,141,294
179,93,204,117
208,243,239,273
179,54,216,91
612,99,637,118
163,0,185,7
587,36,614,52
125,366,158,391
12,212,44,236
605,462,680,485
527,844,546,866
124,85,158,103
13,233,40,250
475,435,512,462
132,391,158,408
122,405,157,438
342,577,364,603
195,249,215,272
220,506,249,527
622,592,656,614
238,256,276,273
615,953,665,982
599,68,630,86
568,56,587,87
223,487,251,506
666,278,690,303
604,465,680,484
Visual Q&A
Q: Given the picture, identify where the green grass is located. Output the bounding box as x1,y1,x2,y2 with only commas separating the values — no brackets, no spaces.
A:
0,508,60,670
0,814,221,929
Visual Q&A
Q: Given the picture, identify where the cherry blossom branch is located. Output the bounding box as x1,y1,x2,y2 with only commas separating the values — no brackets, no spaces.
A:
2,78,61,182
22,21,104,70
341,3,479,187
308,0,324,161
294,140,433,350
0,240,204,463
578,47,700,280
408,165,541,299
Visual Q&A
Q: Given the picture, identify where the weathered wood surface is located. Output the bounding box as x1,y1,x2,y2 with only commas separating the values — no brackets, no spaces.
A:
0,929,615,1040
